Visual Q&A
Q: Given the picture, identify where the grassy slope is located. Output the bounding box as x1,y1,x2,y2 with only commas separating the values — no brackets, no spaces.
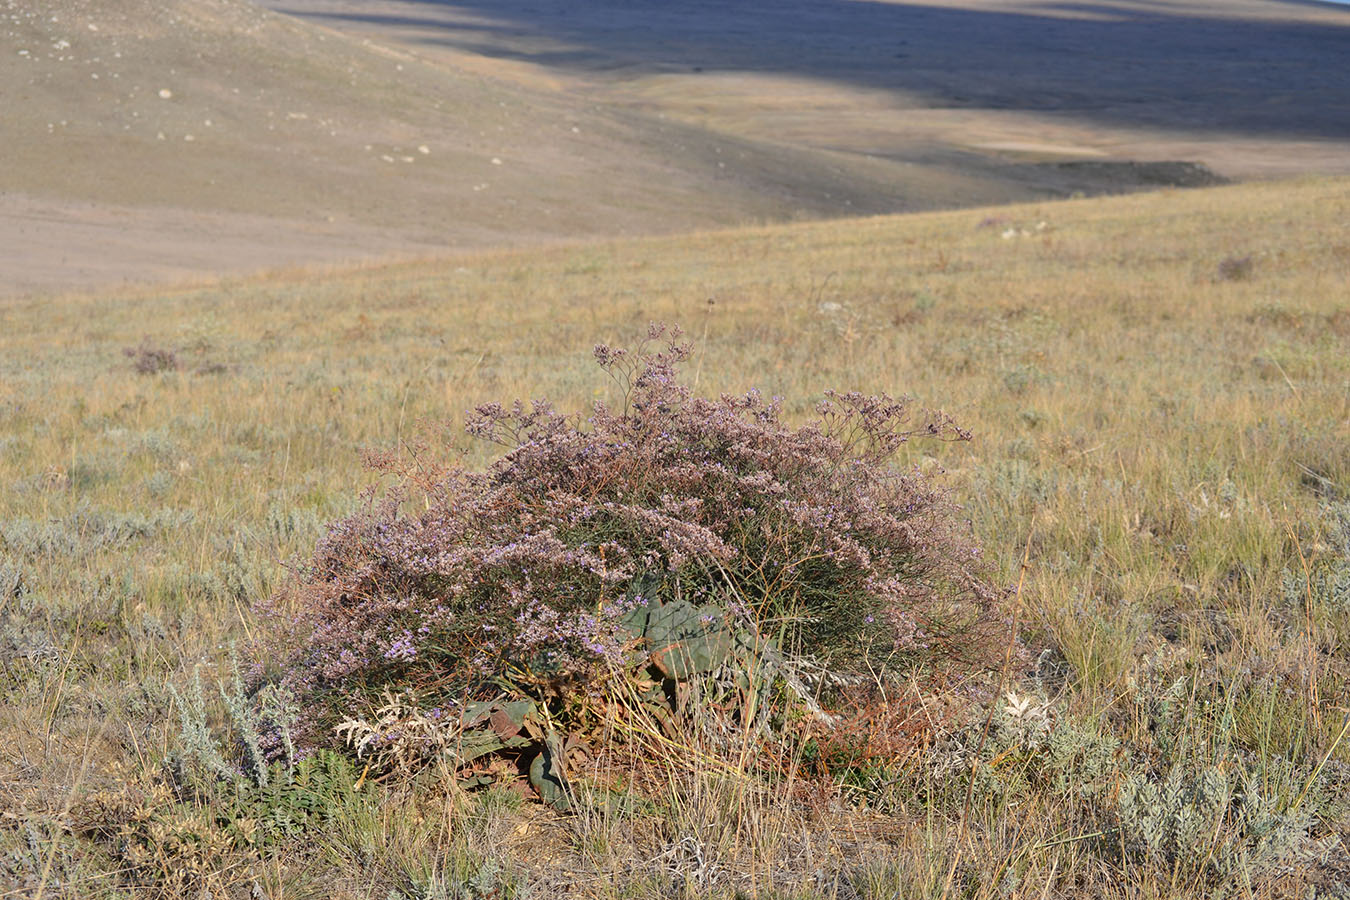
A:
1,177,1349,896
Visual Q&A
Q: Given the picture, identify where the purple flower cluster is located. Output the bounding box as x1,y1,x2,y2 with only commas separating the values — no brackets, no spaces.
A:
384,631,417,661
259,325,1003,747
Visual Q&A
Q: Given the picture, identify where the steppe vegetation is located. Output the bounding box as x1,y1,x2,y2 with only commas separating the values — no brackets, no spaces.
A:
2,176,1349,898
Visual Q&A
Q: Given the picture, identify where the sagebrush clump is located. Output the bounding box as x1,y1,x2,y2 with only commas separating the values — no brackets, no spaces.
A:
257,325,1005,771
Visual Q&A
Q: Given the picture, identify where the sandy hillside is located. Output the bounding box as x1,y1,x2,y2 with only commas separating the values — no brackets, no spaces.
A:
0,0,1031,296
4,0,1350,295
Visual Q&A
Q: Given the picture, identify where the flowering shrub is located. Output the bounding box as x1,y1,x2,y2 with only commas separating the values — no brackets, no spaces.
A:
123,340,180,375
258,325,1003,761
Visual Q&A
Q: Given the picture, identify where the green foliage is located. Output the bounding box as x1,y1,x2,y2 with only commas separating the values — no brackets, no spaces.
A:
169,669,235,781
218,751,362,849
962,694,1123,803
391,857,531,900
164,656,356,850
1116,762,1315,878
170,653,300,786
623,594,739,682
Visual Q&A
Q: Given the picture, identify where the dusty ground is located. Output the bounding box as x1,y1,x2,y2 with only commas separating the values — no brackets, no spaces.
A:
3,0,1349,296
0,194,456,295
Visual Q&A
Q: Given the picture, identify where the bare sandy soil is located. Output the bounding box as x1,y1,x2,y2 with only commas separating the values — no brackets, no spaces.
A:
0,193,454,296
4,0,1349,297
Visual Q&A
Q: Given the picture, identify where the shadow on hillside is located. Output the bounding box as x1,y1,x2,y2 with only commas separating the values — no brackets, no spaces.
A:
275,0,1350,140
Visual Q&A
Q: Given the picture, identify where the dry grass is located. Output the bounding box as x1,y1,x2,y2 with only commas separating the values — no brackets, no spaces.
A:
2,176,1349,897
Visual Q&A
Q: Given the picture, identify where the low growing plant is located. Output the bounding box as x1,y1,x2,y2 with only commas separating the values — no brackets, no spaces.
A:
255,325,1007,787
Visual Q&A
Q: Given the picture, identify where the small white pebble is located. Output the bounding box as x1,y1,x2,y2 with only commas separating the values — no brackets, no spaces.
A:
417,144,430,154
158,88,171,99
156,131,165,140
184,134,194,141
380,154,395,163
87,22,98,31
490,157,502,165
